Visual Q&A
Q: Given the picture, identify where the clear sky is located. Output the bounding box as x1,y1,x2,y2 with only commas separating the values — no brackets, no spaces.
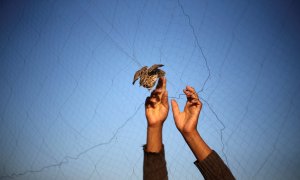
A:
0,0,300,179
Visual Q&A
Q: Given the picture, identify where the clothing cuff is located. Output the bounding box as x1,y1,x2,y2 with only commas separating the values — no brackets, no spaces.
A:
194,150,235,180
143,144,168,180
143,144,166,162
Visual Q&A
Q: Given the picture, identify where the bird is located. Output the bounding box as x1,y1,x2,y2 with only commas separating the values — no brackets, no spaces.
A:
132,64,165,90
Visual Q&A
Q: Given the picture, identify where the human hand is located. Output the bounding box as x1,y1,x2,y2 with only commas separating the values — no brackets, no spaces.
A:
171,86,202,135
145,77,169,128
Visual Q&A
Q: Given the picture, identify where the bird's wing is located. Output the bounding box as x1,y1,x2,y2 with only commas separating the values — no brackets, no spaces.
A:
132,69,141,85
133,66,147,85
148,64,164,74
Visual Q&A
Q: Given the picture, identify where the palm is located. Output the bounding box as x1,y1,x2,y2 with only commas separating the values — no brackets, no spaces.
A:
177,102,200,132
171,86,202,134
145,78,169,127
146,102,168,126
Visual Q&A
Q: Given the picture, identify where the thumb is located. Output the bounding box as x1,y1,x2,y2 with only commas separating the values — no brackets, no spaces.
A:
161,90,169,108
171,99,180,120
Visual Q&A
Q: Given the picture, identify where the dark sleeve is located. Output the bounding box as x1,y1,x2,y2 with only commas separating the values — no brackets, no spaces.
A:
194,150,235,180
143,145,168,180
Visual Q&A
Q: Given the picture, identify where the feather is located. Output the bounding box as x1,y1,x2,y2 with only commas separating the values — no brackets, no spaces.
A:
148,64,164,74
132,66,147,85
133,64,165,90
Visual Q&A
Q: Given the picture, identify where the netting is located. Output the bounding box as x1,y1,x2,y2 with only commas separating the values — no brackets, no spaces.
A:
1,0,300,179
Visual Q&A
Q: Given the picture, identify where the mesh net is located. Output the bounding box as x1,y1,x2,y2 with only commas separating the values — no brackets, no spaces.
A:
0,0,300,179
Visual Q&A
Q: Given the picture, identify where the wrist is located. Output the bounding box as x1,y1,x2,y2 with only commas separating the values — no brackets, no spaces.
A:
146,124,163,152
181,130,212,161
147,124,163,131
147,121,164,129
181,129,199,139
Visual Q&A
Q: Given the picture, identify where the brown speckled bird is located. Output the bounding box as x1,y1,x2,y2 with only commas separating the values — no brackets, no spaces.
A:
132,64,165,90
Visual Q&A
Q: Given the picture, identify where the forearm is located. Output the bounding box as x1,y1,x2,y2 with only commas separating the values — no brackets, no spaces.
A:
146,125,163,152
144,125,168,179
143,132,168,180
182,130,212,161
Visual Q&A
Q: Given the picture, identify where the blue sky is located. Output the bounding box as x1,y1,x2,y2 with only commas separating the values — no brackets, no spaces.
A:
0,0,300,179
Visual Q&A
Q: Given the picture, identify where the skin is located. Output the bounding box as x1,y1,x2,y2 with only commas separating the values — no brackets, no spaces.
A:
145,77,169,152
145,77,212,161
171,86,212,161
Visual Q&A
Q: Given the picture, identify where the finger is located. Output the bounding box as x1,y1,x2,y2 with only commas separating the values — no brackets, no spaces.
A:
171,99,180,120
149,96,159,104
190,92,199,100
155,77,163,90
161,90,169,108
162,77,166,90
145,96,156,108
184,88,198,100
183,89,193,99
186,86,197,95
151,89,162,96
183,89,191,96
155,77,166,90
145,97,152,108
150,89,161,102
191,98,201,105
186,86,196,93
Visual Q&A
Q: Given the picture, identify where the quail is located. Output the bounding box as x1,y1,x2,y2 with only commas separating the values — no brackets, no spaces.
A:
132,64,165,90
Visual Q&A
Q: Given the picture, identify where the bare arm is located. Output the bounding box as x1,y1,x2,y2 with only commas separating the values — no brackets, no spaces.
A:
171,86,235,179
145,77,169,152
143,77,169,180
171,86,211,161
